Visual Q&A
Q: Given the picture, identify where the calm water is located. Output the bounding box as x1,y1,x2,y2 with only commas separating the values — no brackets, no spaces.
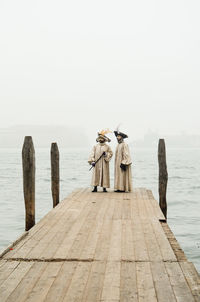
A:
0,147,199,272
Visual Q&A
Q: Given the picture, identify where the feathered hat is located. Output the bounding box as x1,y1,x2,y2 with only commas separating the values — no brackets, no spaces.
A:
96,129,111,142
114,124,128,139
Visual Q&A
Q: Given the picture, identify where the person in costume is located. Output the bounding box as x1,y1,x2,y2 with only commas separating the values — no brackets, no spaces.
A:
114,129,133,192
88,130,113,192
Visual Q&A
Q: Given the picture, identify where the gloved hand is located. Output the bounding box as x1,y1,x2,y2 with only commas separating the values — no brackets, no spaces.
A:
103,151,107,156
92,162,96,167
120,163,126,171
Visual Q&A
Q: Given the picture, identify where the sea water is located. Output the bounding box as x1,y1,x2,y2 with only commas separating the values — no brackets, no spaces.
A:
0,147,199,273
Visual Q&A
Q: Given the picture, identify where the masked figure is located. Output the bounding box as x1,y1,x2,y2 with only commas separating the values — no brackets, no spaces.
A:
88,130,113,192
114,130,133,192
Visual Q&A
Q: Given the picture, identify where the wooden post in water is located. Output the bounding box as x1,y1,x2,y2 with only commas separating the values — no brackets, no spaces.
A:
22,136,35,231
158,138,168,219
51,143,59,207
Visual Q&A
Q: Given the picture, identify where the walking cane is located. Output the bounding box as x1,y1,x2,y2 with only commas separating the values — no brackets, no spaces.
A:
89,152,105,171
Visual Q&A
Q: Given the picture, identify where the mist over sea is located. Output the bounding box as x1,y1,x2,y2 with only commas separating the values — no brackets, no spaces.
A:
0,147,199,273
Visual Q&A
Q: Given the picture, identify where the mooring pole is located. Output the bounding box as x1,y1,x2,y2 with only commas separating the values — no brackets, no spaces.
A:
51,142,59,208
22,136,35,231
158,138,168,219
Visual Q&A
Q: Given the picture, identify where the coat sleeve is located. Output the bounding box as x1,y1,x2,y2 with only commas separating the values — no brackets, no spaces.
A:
121,143,132,165
104,145,113,162
88,146,96,164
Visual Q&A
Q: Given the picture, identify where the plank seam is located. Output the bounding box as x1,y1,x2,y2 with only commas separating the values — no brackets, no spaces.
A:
4,258,185,263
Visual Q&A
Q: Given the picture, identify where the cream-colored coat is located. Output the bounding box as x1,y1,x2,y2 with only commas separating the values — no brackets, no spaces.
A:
88,143,113,188
114,142,133,192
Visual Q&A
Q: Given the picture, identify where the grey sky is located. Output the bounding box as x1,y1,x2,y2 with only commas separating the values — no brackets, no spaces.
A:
0,0,200,141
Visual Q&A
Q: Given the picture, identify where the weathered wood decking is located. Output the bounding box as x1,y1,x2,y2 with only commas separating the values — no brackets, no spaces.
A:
0,188,199,301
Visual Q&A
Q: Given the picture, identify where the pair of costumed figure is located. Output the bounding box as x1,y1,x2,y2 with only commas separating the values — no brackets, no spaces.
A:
88,129,133,192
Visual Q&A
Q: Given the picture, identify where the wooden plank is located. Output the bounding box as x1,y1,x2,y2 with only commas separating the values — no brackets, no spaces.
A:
131,216,149,261
54,196,94,259
121,198,131,220
120,262,138,301
146,190,166,221
180,262,200,302
130,190,149,262
27,197,89,259
0,260,7,269
161,221,187,261
139,189,176,262
3,190,83,259
24,262,62,302
121,220,135,261
95,198,116,261
0,232,28,259
5,262,48,302
0,260,20,283
136,188,148,219
27,189,79,237
108,220,122,261
113,198,122,220
31,189,88,243
80,196,109,260
140,189,156,218
1,188,199,302
9,214,68,259
62,262,92,302
136,262,157,302
165,262,195,302
139,189,163,262
130,191,139,219
151,261,177,302
66,197,103,260
105,194,116,220
82,261,107,301
43,262,78,302
141,218,163,261
12,190,90,260
101,261,121,301
0,261,33,302
151,218,177,261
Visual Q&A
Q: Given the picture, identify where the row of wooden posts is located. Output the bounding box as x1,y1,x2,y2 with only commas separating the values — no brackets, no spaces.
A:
22,136,168,231
22,136,59,231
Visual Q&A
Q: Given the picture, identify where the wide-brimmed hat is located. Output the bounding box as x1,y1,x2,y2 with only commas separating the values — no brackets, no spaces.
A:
96,129,111,142
114,130,128,139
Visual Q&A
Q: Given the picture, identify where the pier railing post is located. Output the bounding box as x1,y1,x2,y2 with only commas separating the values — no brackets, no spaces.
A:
22,136,35,231
51,142,60,207
158,138,168,219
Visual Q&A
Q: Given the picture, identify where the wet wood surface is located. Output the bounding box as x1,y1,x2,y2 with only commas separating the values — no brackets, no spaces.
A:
0,188,199,302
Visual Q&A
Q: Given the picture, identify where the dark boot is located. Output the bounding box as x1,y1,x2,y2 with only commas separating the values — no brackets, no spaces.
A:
92,186,97,192
103,188,107,192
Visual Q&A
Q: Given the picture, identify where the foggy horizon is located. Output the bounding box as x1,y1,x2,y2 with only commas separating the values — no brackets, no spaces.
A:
1,124,200,148
0,0,200,140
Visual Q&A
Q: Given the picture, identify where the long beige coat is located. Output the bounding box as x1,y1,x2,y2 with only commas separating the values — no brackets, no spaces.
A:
88,143,113,188
114,142,133,192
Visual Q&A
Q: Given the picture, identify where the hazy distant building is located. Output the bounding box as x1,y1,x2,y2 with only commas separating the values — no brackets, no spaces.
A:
0,125,89,148
131,131,200,148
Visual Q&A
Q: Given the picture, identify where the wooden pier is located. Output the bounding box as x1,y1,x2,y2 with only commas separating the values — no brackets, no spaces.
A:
0,188,199,301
